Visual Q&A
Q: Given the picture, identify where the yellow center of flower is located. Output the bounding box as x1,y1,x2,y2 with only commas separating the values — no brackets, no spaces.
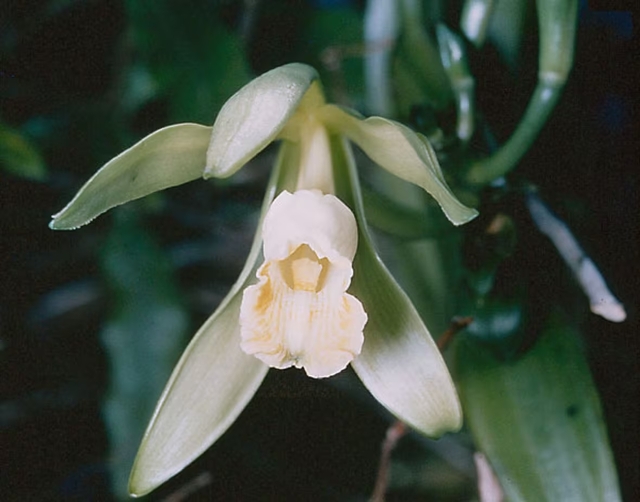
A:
282,244,326,292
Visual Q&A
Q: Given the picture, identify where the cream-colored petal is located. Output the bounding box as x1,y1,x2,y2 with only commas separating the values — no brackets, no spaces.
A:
328,133,463,436
262,189,358,262
205,63,319,179
319,104,478,226
240,244,366,378
240,190,366,378
50,124,211,230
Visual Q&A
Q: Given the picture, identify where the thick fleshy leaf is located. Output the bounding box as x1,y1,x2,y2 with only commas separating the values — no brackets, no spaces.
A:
50,123,211,230
454,317,621,501
205,63,319,178
320,105,478,226
330,134,462,437
129,141,293,497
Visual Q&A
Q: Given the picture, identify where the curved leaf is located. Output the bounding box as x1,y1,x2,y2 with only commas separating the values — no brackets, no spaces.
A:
330,134,462,437
205,63,319,178
321,105,478,226
50,123,211,230
454,317,621,501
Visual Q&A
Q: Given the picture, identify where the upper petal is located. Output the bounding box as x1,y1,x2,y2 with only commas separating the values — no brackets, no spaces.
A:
205,63,320,179
50,123,211,230
319,105,478,226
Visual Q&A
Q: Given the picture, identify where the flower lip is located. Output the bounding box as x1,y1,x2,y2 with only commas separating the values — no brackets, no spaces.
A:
239,189,367,378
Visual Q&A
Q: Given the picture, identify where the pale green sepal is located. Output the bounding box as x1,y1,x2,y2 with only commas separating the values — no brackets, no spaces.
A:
205,63,319,179
351,244,463,436
321,105,478,226
454,317,621,502
330,134,462,437
50,123,211,230
129,141,292,497
128,290,268,497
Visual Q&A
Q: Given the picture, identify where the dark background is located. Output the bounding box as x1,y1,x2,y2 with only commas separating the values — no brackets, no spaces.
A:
1,1,637,500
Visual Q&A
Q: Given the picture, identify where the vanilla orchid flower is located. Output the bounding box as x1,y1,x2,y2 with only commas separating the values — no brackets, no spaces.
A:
50,63,477,496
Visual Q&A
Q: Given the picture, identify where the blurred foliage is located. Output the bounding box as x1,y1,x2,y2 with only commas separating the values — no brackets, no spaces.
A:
0,0,637,501
100,210,189,500
0,122,47,180
123,0,251,123
454,314,621,502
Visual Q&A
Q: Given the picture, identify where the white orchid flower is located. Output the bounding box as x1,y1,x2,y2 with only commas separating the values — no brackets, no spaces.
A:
50,63,478,496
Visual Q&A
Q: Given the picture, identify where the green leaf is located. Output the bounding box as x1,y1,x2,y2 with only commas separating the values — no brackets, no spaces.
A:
361,185,453,239
454,317,621,501
320,105,478,226
331,134,462,437
0,122,47,181
395,0,452,110
205,63,319,179
436,24,475,142
100,211,188,499
50,123,211,230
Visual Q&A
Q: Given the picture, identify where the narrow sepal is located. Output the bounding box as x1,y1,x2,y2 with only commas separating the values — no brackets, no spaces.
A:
330,135,463,437
128,139,293,497
321,105,478,225
128,291,269,496
351,243,463,436
50,124,211,230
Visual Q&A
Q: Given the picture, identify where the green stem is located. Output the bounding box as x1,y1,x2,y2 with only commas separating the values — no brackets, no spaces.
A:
464,78,563,186
460,0,496,48
364,0,399,116
463,0,577,187
398,0,452,109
